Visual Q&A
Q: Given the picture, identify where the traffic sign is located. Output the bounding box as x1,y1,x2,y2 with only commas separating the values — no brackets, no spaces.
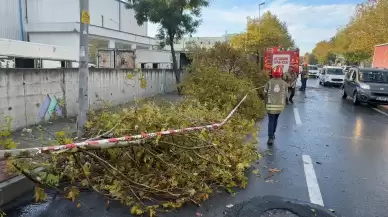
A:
81,10,90,24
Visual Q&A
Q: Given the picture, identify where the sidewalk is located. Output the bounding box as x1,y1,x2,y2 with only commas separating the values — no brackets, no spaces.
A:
0,93,182,209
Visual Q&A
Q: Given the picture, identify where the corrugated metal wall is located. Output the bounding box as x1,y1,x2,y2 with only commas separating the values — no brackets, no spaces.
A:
0,0,23,40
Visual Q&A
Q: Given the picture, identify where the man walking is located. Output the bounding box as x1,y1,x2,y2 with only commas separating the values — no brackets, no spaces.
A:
264,66,288,145
284,66,298,104
299,63,308,91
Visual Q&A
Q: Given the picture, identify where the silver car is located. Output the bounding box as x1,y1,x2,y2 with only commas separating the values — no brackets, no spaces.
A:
342,67,388,105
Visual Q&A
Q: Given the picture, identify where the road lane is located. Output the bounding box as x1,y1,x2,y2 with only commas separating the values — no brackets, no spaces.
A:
290,79,388,217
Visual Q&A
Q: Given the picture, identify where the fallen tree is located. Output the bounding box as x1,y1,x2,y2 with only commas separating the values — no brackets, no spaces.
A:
3,43,267,216
7,98,259,215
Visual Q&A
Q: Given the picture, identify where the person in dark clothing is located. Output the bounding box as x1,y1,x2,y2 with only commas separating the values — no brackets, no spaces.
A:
284,66,297,104
299,63,308,91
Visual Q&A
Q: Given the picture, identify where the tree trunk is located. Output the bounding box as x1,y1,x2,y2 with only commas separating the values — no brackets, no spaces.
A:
168,38,181,94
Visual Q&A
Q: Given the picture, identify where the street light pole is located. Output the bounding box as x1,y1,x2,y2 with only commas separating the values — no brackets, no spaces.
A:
77,0,90,137
258,2,265,68
258,2,265,36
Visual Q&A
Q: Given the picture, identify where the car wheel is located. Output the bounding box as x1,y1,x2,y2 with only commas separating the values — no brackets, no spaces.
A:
323,81,327,86
353,92,360,105
341,87,347,99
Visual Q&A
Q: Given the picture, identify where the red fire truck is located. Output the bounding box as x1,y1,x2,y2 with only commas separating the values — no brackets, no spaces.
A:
264,47,300,75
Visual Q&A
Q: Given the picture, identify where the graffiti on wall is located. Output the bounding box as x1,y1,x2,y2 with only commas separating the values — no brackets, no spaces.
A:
37,94,63,121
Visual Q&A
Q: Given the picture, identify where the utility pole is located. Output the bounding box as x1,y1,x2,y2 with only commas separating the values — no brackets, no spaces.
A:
258,2,265,68
77,0,90,137
258,2,265,36
245,16,250,51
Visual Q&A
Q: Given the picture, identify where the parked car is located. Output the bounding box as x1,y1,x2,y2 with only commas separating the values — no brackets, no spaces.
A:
308,65,319,78
319,66,345,86
341,67,388,105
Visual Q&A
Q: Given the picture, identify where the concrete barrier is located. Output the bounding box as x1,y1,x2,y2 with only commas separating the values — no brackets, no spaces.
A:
0,68,182,130
0,167,44,210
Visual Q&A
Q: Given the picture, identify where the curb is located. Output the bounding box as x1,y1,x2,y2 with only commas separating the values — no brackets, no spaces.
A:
0,167,44,210
224,195,342,217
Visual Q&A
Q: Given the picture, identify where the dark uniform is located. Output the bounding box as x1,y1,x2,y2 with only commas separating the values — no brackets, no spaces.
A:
264,77,288,145
284,69,298,103
300,66,309,91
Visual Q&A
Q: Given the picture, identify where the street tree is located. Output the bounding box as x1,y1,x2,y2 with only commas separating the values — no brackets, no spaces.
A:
230,12,295,55
329,0,388,63
312,40,336,64
304,52,317,65
126,0,210,92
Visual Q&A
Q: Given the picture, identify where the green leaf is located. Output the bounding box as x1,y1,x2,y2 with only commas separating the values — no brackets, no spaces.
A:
35,187,47,202
127,73,134,79
130,204,144,215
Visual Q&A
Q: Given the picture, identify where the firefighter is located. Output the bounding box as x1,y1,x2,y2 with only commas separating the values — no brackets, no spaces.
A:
299,63,309,91
264,65,288,145
284,66,298,104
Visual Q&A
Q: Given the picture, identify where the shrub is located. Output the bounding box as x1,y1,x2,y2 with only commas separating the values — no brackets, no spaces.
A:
182,66,265,120
187,42,268,97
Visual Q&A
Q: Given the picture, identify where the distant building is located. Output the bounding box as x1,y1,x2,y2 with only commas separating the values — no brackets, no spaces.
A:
0,0,157,57
170,34,238,51
0,0,183,69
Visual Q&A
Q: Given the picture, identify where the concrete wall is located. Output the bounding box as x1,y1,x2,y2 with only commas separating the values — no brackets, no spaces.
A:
28,32,79,61
135,49,175,69
0,68,180,130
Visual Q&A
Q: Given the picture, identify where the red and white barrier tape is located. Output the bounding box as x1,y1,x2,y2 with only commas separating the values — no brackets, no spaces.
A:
0,87,263,160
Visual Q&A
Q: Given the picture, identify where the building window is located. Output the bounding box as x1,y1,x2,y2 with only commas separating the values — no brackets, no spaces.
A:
153,63,158,69
141,63,145,69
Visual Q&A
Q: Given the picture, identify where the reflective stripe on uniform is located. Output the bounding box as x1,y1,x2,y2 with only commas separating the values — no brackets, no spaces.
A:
266,104,285,110
266,104,284,108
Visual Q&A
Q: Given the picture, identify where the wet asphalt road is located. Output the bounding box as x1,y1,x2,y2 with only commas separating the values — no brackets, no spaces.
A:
7,78,388,217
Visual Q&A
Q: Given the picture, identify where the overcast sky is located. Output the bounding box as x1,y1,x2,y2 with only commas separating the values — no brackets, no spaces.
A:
147,0,358,54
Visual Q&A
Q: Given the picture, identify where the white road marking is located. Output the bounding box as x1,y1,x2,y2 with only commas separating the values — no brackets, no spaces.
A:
293,108,302,125
302,155,324,206
372,108,388,117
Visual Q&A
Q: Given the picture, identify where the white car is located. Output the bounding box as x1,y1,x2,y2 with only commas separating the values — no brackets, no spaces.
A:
308,65,319,78
319,66,345,86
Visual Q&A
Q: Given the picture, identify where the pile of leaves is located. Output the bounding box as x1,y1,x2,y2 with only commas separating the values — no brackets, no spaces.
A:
9,99,259,215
